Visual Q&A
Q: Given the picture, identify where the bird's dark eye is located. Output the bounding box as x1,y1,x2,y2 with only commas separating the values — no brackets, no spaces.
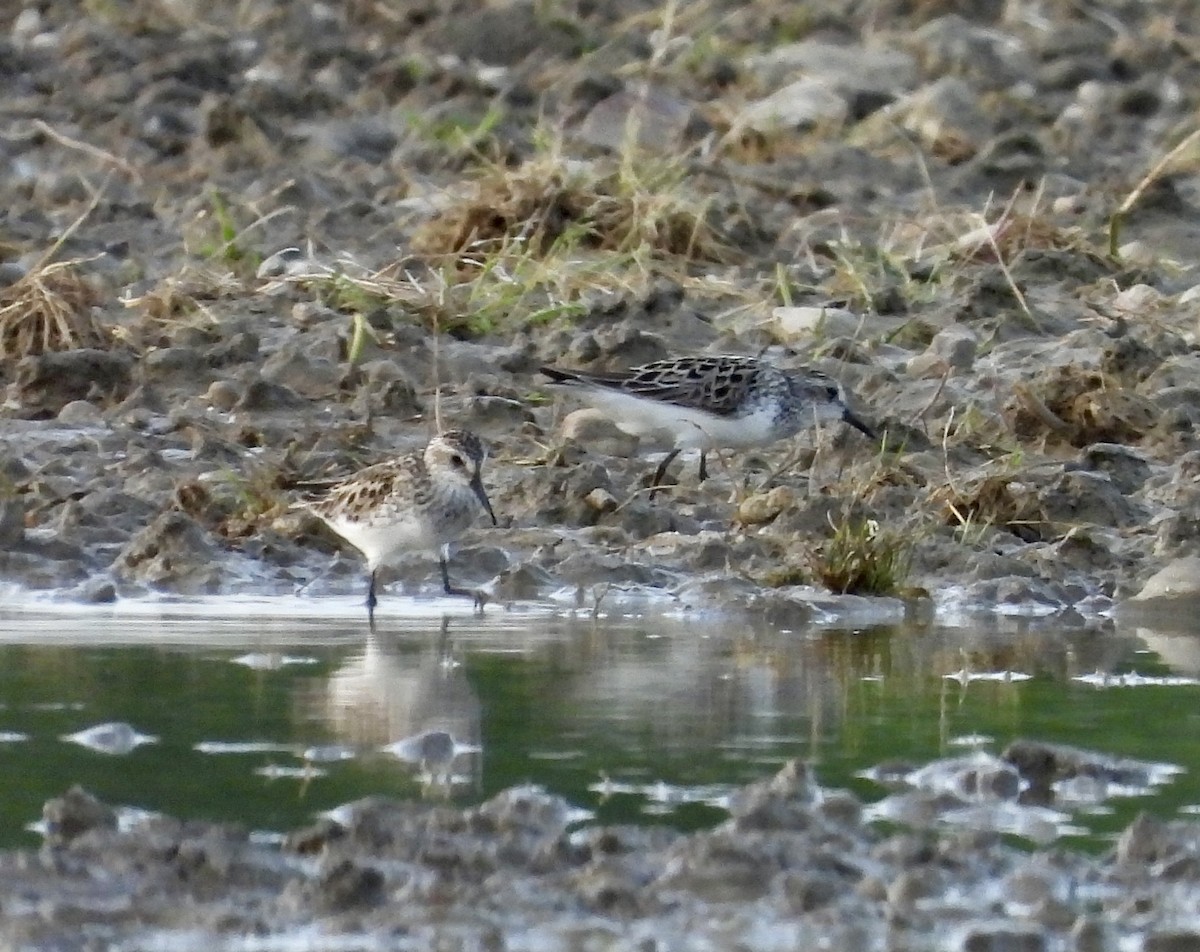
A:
451,455,466,469
826,385,839,400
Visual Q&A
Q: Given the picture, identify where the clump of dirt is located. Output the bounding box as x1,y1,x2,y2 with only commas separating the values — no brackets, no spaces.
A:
932,474,1049,543
1005,366,1159,448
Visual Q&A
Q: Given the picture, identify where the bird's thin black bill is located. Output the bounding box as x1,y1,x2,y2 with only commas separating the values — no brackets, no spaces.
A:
844,410,876,439
472,475,498,525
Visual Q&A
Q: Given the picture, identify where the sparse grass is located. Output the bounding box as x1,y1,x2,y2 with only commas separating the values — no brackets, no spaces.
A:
406,103,507,156
809,514,912,597
393,149,739,337
818,188,1107,336
346,311,374,367
288,251,596,341
185,191,269,276
312,273,395,316
252,135,739,342
121,264,244,329
821,239,918,313
1110,123,1200,258
0,257,109,360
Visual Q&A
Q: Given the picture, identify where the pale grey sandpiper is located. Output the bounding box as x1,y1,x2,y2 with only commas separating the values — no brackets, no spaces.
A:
301,430,497,625
541,354,874,491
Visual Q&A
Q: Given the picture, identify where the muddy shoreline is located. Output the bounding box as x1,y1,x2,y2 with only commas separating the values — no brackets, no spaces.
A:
2,0,1200,624
5,747,1199,950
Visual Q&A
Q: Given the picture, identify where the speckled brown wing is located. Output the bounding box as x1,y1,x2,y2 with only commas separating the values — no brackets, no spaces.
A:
614,356,762,417
309,454,431,522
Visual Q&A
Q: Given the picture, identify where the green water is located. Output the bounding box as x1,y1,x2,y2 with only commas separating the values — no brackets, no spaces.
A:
0,602,1198,849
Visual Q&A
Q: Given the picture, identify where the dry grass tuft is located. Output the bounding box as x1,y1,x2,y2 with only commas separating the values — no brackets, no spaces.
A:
0,259,109,360
411,155,728,264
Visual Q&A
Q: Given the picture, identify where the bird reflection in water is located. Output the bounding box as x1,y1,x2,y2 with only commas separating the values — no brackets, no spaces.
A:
295,619,482,797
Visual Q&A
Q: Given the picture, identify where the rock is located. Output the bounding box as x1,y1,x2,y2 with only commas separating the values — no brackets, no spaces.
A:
1115,812,1173,867
562,460,612,499
889,76,991,161
772,306,862,341
233,378,306,411
735,486,795,526
778,871,840,913
261,345,340,399
427,2,583,66
311,859,385,913
577,85,696,153
42,786,117,845
142,346,209,385
1125,557,1200,612
208,331,260,366
959,924,1047,952
583,487,618,513
72,578,117,603
56,399,105,425
114,510,224,594
204,379,241,411
1069,917,1108,952
559,409,640,457
1040,470,1145,528
1143,932,1200,952
0,497,24,546
928,326,979,372
744,40,917,101
738,77,848,133
887,869,933,911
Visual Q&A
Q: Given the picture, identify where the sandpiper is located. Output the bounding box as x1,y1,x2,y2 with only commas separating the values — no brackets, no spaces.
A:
301,430,497,625
541,354,874,490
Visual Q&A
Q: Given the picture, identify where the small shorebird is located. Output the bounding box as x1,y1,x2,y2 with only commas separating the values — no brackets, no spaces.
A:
541,354,874,491
301,430,497,625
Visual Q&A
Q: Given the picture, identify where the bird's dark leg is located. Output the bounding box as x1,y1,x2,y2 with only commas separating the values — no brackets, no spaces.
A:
441,555,488,612
649,449,682,499
440,555,461,595
366,568,378,629
698,452,709,482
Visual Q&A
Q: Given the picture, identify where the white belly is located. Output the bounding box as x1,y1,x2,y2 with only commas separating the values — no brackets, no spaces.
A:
575,388,780,450
324,499,477,571
324,514,433,569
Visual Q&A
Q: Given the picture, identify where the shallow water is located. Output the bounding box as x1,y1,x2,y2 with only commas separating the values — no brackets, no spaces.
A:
1,597,1199,850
